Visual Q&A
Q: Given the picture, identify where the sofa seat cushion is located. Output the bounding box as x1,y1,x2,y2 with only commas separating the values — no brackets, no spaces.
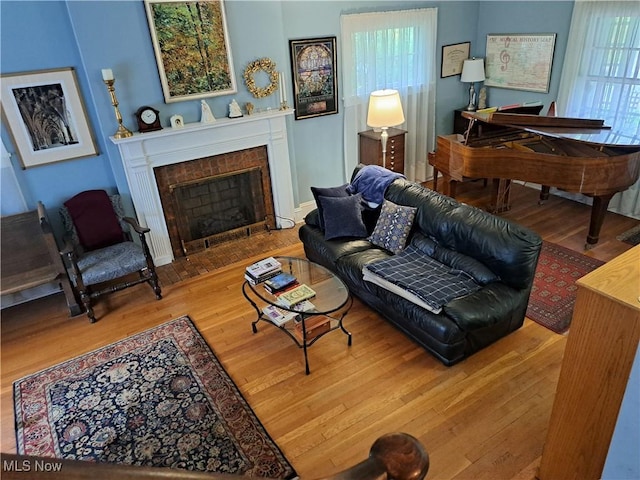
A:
335,247,392,292
443,283,526,331
364,245,481,314
298,224,373,265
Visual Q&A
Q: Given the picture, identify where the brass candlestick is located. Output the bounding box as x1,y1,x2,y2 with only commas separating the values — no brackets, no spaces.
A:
103,79,133,139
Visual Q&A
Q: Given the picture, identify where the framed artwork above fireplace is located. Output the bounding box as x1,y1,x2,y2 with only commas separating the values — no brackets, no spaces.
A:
144,0,237,103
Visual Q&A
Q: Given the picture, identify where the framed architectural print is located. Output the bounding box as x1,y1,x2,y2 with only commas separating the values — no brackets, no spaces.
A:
485,33,556,93
289,36,338,120
144,0,237,103
441,42,470,78
0,67,98,169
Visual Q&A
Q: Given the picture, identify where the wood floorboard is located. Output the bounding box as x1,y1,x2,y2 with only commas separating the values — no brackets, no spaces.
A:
1,182,638,479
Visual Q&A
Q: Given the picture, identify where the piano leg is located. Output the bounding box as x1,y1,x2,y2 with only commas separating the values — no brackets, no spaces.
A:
586,194,614,249
489,179,512,213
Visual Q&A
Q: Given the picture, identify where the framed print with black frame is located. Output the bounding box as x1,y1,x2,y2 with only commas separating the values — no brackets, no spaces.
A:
441,42,470,78
289,36,338,120
0,67,98,169
144,0,237,103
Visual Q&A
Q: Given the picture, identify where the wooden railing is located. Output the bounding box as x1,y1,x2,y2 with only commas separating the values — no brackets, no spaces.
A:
1,433,428,480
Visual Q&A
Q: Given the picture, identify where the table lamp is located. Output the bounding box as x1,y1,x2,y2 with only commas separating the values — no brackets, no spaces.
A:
461,58,485,111
367,89,405,169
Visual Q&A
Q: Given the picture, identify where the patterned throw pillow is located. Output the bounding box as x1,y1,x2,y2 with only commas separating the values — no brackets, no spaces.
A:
368,199,417,254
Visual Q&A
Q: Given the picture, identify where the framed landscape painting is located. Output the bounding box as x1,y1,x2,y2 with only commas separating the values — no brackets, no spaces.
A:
144,0,237,103
289,36,338,120
0,67,98,169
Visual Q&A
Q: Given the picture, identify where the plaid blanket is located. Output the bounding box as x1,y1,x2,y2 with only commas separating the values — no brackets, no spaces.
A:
364,245,481,314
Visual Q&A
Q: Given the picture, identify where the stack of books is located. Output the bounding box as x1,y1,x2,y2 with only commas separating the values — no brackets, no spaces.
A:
261,305,298,327
264,272,298,294
245,257,282,285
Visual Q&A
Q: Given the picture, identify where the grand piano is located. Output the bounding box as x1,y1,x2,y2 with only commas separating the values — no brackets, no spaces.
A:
429,109,640,247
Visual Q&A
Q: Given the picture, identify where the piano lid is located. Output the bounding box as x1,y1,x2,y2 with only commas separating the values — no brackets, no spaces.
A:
461,110,640,148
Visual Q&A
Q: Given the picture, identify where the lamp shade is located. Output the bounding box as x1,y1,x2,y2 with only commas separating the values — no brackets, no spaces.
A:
367,89,405,128
461,58,485,83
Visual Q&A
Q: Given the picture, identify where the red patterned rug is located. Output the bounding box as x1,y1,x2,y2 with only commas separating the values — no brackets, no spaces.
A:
527,242,605,334
14,316,296,478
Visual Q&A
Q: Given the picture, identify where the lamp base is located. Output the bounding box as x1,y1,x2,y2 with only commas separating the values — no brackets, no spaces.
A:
465,83,477,111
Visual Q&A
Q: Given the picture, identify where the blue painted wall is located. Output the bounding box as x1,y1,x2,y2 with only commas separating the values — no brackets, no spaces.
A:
1,0,574,230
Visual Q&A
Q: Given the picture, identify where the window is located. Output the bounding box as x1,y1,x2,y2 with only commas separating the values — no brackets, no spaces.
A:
341,8,437,181
558,0,640,218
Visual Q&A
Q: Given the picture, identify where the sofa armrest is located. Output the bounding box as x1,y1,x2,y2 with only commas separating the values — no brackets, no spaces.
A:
443,283,526,331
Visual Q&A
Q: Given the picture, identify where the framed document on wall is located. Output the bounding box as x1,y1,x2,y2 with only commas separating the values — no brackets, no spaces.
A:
485,33,556,93
441,42,470,78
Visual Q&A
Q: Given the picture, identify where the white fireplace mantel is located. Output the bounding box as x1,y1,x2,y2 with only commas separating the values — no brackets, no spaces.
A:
110,109,295,266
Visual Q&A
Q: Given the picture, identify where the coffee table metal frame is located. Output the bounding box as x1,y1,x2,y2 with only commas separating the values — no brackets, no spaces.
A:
242,256,352,374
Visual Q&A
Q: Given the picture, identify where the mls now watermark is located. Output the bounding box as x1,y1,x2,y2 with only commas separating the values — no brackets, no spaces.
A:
3,459,63,473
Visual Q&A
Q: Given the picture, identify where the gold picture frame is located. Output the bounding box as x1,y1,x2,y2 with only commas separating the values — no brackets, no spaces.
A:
0,67,98,169
144,0,237,103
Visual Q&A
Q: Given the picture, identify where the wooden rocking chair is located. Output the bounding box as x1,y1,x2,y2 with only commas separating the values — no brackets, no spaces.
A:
59,190,161,322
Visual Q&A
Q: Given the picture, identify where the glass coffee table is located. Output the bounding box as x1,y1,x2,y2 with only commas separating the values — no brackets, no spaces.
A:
242,256,352,374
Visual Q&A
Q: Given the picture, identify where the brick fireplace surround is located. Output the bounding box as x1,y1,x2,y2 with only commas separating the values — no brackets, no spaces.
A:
155,146,275,258
110,109,295,266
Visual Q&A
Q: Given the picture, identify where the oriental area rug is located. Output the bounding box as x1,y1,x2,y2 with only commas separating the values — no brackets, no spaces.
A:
527,242,605,334
14,316,296,479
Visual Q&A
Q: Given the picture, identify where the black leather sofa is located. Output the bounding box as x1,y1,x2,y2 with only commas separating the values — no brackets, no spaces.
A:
299,172,542,366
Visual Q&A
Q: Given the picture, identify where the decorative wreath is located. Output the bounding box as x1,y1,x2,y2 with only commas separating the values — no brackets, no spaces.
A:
244,58,279,98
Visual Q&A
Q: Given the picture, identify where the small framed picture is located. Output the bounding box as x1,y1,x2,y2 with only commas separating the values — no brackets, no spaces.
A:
170,114,184,128
289,36,338,120
0,67,98,168
441,42,471,78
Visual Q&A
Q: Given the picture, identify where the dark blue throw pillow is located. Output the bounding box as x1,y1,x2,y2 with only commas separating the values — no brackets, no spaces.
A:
311,184,350,230
318,194,368,240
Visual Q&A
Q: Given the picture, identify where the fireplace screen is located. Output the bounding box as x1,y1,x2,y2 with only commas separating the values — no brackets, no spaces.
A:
170,167,267,254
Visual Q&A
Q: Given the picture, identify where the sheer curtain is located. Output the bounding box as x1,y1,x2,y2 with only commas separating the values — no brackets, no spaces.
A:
341,8,437,182
557,0,640,219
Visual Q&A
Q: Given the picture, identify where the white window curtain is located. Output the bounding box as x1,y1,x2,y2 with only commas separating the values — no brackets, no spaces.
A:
341,8,437,182
557,0,640,219
1,138,28,216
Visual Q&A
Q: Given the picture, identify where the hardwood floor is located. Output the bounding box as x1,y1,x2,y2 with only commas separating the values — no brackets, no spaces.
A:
1,182,638,479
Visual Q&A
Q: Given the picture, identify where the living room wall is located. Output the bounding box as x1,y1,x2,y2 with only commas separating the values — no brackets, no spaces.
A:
0,0,574,233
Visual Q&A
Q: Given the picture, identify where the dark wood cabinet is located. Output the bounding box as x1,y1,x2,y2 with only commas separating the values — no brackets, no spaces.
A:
358,128,406,174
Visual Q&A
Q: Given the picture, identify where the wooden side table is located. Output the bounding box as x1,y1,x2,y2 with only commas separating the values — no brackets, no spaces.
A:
358,128,406,174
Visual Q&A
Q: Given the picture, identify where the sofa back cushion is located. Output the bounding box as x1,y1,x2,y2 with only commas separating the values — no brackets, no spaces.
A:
384,179,541,290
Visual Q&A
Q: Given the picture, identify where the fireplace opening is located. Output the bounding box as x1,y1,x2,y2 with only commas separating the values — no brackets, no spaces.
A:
170,167,267,255
154,146,276,258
